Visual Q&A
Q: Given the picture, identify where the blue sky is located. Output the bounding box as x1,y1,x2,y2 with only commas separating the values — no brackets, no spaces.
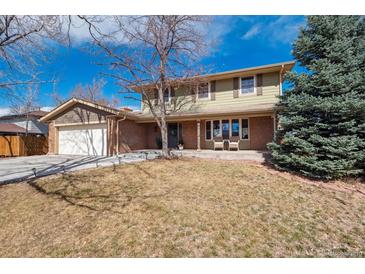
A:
0,15,306,114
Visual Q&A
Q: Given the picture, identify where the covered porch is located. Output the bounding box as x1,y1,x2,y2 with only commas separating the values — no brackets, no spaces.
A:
140,113,276,151
109,111,277,155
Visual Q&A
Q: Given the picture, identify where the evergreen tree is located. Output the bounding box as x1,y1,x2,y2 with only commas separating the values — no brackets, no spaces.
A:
268,16,365,179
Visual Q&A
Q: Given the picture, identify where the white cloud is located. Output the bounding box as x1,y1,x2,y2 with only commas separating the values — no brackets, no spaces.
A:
119,105,141,111
0,107,10,116
0,106,54,117
238,16,305,46
266,16,305,45
41,106,54,112
241,24,261,40
63,16,126,45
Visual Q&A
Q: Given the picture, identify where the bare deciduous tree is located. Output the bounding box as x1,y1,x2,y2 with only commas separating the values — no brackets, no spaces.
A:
79,15,209,158
10,85,41,136
52,78,120,107
0,15,65,99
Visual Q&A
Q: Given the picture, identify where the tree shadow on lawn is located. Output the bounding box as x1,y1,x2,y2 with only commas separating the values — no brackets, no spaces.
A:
27,165,170,215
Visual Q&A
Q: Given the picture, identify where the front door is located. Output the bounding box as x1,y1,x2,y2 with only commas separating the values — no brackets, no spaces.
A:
168,123,179,148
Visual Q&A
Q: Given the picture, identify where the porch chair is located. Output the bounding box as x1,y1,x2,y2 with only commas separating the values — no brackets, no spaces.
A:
228,140,240,151
213,140,224,150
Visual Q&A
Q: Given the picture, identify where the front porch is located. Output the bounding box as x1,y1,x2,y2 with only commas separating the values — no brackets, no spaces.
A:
109,113,276,155
135,149,268,163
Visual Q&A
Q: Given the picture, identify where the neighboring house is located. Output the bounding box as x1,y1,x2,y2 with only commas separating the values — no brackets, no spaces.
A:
0,110,49,136
0,110,49,157
41,61,295,156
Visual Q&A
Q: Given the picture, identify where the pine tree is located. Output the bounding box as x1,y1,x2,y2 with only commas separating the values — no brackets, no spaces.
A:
268,16,365,179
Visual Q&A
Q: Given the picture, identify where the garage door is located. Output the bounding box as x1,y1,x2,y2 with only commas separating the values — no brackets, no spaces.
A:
58,124,107,156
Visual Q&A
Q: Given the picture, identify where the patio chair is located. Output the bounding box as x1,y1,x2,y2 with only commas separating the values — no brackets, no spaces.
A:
213,140,224,150
228,140,240,151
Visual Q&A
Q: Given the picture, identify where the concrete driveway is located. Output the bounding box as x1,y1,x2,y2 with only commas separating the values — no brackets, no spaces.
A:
0,152,160,184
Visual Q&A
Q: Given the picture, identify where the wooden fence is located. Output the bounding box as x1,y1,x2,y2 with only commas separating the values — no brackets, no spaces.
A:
0,135,48,157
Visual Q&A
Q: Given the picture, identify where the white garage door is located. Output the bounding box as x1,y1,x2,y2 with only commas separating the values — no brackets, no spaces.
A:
58,124,107,156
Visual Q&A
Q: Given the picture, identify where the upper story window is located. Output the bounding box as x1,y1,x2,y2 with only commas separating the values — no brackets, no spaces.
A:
163,88,170,103
240,76,255,95
197,82,210,99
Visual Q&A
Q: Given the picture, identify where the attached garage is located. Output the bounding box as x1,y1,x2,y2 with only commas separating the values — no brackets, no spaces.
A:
58,124,107,156
40,98,133,156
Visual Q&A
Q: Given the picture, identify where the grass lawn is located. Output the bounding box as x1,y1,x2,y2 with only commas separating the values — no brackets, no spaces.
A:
0,158,364,257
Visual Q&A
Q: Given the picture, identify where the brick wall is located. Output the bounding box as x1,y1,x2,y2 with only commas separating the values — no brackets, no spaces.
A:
47,121,56,154
181,121,197,149
249,116,274,150
146,123,160,149
118,119,148,153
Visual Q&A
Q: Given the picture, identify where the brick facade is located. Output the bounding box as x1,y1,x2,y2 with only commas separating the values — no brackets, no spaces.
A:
47,121,57,154
181,121,197,149
47,104,274,154
118,119,148,153
249,116,274,150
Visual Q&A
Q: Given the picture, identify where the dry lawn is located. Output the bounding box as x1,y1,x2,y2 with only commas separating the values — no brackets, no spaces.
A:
0,158,364,257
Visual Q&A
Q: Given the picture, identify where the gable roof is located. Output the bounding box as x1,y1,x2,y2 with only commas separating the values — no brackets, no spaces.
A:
40,97,139,122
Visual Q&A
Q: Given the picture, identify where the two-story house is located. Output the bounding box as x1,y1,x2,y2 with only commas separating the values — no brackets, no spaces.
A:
41,61,295,156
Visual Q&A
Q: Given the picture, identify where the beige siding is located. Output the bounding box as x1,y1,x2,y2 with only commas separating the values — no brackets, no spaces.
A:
141,72,280,114
54,103,110,125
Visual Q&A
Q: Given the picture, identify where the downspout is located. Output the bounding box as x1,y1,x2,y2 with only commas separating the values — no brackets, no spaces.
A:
275,64,285,135
279,64,284,96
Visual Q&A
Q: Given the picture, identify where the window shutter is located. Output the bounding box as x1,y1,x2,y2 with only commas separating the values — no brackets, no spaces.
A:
154,89,158,106
210,81,216,101
191,86,196,103
233,77,239,98
170,88,176,105
256,74,263,96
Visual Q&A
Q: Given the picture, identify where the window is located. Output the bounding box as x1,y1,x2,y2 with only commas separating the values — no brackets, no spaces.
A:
163,88,170,103
222,120,229,139
231,119,239,137
241,119,249,139
213,120,221,137
205,121,212,140
197,82,210,99
241,76,255,94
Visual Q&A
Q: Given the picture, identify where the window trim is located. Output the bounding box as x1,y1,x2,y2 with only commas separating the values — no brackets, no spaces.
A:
221,119,230,139
205,120,212,141
231,118,240,138
239,75,257,96
212,119,222,138
196,81,211,101
205,118,250,141
163,87,171,104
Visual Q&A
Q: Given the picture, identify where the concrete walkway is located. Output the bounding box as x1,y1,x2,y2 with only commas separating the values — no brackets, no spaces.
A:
0,150,267,184
0,152,160,184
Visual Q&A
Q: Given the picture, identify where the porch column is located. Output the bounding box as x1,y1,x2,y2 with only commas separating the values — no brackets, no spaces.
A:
197,119,201,151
